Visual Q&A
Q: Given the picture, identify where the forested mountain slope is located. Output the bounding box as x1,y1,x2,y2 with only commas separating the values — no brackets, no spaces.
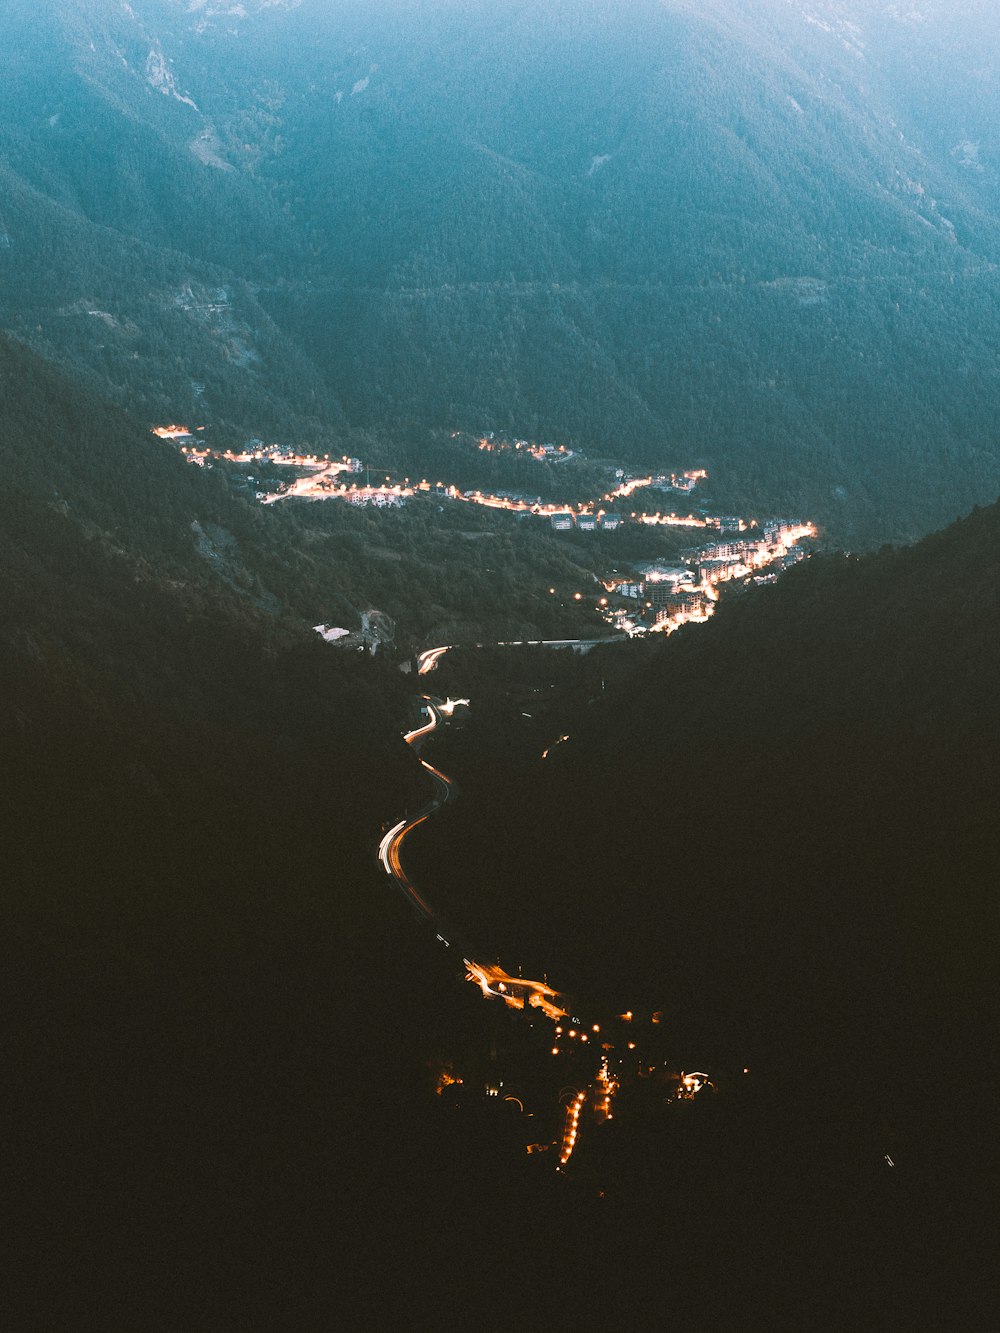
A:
413,494,999,1319
422,494,1000,1025
0,335,479,1323
0,334,696,1329
3,0,1000,540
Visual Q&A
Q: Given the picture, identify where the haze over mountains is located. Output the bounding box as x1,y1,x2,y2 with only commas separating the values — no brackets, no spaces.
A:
3,3,1000,1322
3,0,1000,541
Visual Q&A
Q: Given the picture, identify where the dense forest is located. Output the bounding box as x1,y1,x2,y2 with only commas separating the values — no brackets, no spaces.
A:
0,333,628,647
8,323,995,1324
0,332,555,1325
3,0,1000,1322
2,0,1000,543
411,495,1000,1323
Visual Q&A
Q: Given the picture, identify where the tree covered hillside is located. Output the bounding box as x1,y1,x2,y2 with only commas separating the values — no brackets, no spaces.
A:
2,0,1000,541
419,494,1000,1025
0,335,462,1322
410,493,1000,1320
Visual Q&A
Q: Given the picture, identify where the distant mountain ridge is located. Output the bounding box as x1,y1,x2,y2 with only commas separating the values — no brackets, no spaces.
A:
3,0,1000,540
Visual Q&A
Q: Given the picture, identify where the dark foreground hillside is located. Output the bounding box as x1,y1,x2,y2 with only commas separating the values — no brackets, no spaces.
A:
3,337,995,1325
0,342,508,1326
414,499,1000,1324
0,339,782,1328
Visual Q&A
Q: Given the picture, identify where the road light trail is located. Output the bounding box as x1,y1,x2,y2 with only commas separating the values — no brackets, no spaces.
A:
382,695,571,1017
417,646,452,675
415,636,625,676
420,758,454,804
464,959,570,1022
403,703,439,745
382,688,714,1173
559,1091,587,1167
379,814,435,918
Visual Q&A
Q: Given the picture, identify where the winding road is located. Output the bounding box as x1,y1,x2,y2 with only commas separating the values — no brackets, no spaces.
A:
377,691,719,1171
378,697,571,1020
416,635,626,676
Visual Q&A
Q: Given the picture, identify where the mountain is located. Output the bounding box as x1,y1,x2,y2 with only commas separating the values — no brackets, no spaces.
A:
2,0,1000,541
411,492,1000,1320
3,333,994,1321
0,335,472,1323
5,334,710,1327
419,491,1000,1032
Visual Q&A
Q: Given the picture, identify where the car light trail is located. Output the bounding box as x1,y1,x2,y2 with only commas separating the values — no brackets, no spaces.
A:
464,960,570,1021
417,646,452,675
383,691,575,1022
384,683,719,1172
437,697,469,716
378,821,408,873
595,1058,618,1122
559,1091,587,1167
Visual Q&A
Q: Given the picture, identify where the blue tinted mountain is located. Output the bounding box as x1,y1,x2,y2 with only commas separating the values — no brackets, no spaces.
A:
3,0,1000,540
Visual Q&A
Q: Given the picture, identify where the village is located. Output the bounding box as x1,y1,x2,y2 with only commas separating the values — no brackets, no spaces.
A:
591,517,816,637
151,425,817,640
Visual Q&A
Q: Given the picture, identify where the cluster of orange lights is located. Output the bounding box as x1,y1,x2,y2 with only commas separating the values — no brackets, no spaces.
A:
434,1067,463,1096
678,1071,715,1100
551,1022,601,1055
595,1059,618,1123
476,436,571,461
597,520,816,640
559,1092,587,1167
381,616,735,1179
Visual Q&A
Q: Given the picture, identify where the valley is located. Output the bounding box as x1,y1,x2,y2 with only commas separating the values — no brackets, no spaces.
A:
4,0,1000,545
1,2,998,1325
151,421,817,642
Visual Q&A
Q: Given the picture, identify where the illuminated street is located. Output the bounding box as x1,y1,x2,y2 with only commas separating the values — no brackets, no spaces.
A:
380,688,716,1171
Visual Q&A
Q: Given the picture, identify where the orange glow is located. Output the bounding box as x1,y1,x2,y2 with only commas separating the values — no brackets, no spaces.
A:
383,641,574,1046
434,1065,463,1095
464,959,569,1021
594,1058,619,1123
678,1071,715,1100
559,1091,587,1167
417,645,452,675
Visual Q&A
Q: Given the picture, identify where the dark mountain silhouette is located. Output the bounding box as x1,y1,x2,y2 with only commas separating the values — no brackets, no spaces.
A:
412,493,1000,1323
